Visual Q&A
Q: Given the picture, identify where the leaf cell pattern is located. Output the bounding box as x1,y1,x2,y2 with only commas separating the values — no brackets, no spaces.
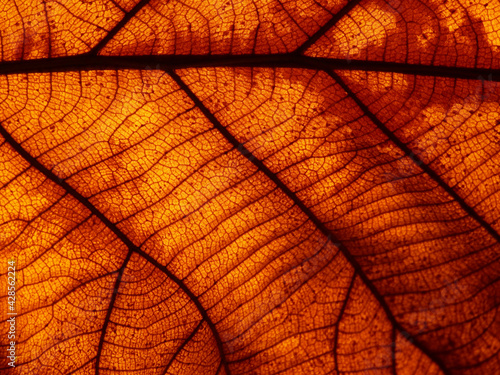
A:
0,0,499,374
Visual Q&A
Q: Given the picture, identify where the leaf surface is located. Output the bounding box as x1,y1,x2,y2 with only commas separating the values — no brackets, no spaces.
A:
0,1,499,374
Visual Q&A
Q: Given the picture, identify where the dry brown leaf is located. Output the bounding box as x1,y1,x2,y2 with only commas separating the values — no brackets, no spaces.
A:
0,0,499,374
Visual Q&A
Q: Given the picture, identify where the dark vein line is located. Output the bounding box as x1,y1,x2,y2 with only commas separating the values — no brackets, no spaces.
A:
391,327,397,375
94,253,132,375
333,274,356,374
0,55,499,83
305,57,500,82
215,360,224,375
329,70,500,247
168,71,449,374
132,248,231,374
0,122,231,375
161,319,204,375
222,239,346,365
88,0,152,55
295,0,363,54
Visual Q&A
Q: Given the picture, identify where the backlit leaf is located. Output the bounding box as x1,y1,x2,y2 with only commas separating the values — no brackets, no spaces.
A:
0,0,499,374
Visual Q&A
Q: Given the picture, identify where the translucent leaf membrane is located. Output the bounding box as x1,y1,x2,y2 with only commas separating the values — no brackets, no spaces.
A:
99,0,347,55
336,70,500,233
0,69,442,374
306,0,500,69
179,67,500,373
0,138,128,372
0,140,217,373
97,255,218,374
0,0,124,61
0,0,499,372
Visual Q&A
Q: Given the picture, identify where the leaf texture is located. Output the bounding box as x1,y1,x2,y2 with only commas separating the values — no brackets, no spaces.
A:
0,0,499,374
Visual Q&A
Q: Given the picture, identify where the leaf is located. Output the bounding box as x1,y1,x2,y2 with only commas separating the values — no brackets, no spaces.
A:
0,0,499,374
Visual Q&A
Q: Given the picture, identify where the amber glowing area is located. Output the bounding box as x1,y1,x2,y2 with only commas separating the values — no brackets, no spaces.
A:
0,0,499,374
